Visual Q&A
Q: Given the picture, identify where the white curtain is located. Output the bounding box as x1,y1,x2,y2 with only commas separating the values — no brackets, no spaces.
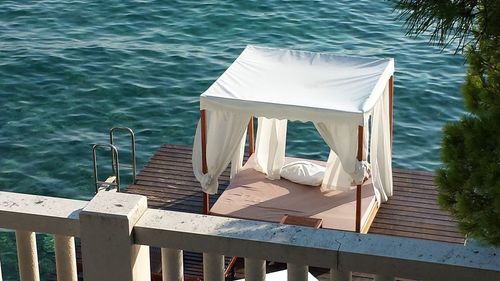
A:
321,150,354,191
314,120,370,192
254,117,288,180
370,83,393,202
316,83,393,202
192,110,251,194
230,129,247,179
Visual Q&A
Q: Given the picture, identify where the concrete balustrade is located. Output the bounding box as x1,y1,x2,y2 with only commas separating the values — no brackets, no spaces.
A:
15,230,39,281
287,263,308,281
161,248,184,281
330,269,351,281
79,191,151,281
1,191,500,281
244,258,266,281
135,209,500,281
0,191,85,281
203,253,224,281
0,191,86,236
54,235,77,281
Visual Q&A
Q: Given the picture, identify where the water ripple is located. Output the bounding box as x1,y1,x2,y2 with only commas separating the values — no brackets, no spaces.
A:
0,0,466,197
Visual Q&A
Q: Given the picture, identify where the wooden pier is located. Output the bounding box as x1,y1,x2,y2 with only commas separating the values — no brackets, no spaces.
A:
119,144,464,281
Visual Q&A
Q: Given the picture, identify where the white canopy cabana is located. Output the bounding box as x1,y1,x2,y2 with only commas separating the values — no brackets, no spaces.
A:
192,45,394,232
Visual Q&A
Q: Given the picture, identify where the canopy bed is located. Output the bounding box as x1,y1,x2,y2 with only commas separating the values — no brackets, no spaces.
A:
192,45,394,233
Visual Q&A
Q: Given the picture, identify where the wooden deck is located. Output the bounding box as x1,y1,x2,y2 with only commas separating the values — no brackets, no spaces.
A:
119,144,464,281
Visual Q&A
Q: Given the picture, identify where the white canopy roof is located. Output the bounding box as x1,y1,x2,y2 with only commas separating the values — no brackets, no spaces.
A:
201,45,394,124
194,45,394,204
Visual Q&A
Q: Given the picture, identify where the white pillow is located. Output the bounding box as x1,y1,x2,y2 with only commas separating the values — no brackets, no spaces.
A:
280,161,325,187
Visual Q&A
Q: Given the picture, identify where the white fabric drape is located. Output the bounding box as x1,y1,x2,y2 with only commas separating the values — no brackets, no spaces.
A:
314,120,369,191
200,45,394,124
370,83,393,203
192,110,251,194
192,46,395,201
254,117,288,180
230,130,247,179
321,150,354,191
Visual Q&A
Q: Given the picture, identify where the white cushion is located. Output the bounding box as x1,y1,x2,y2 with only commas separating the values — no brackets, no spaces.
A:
280,161,325,186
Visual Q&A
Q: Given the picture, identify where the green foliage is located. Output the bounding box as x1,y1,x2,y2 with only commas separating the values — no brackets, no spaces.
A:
393,0,500,245
394,0,500,52
394,0,477,51
436,110,500,244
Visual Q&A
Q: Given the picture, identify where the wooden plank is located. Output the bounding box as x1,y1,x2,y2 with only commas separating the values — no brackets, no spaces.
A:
394,177,436,186
376,207,456,220
382,200,449,214
377,204,454,220
369,227,464,244
142,164,230,180
391,190,439,200
393,181,436,190
370,221,463,239
148,158,194,168
393,178,436,189
130,181,228,198
375,212,459,227
138,170,230,184
393,186,439,196
132,178,217,193
390,195,443,205
126,187,220,203
143,162,230,176
372,217,462,236
140,165,229,178
393,167,434,177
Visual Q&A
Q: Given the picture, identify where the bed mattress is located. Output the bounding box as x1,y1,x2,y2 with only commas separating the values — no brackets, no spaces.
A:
210,155,377,232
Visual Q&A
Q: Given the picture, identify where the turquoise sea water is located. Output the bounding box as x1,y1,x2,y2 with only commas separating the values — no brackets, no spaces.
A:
0,0,465,279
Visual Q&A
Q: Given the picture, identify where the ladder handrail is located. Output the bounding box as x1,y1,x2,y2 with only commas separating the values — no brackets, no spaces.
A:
92,144,120,193
109,127,137,184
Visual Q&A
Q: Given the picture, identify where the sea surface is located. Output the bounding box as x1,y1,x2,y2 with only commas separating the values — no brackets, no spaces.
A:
0,0,465,279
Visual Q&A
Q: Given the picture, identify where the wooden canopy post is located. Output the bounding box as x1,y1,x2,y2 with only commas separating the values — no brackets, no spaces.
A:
248,116,255,156
355,126,363,233
389,75,394,145
200,110,210,215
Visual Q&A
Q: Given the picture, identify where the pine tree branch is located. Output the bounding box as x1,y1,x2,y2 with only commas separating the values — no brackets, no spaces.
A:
392,0,479,53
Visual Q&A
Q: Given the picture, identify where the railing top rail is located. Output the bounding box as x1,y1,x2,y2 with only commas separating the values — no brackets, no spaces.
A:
135,209,500,281
0,191,87,236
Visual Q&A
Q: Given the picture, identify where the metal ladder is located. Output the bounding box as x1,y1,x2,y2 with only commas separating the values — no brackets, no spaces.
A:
92,127,137,193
